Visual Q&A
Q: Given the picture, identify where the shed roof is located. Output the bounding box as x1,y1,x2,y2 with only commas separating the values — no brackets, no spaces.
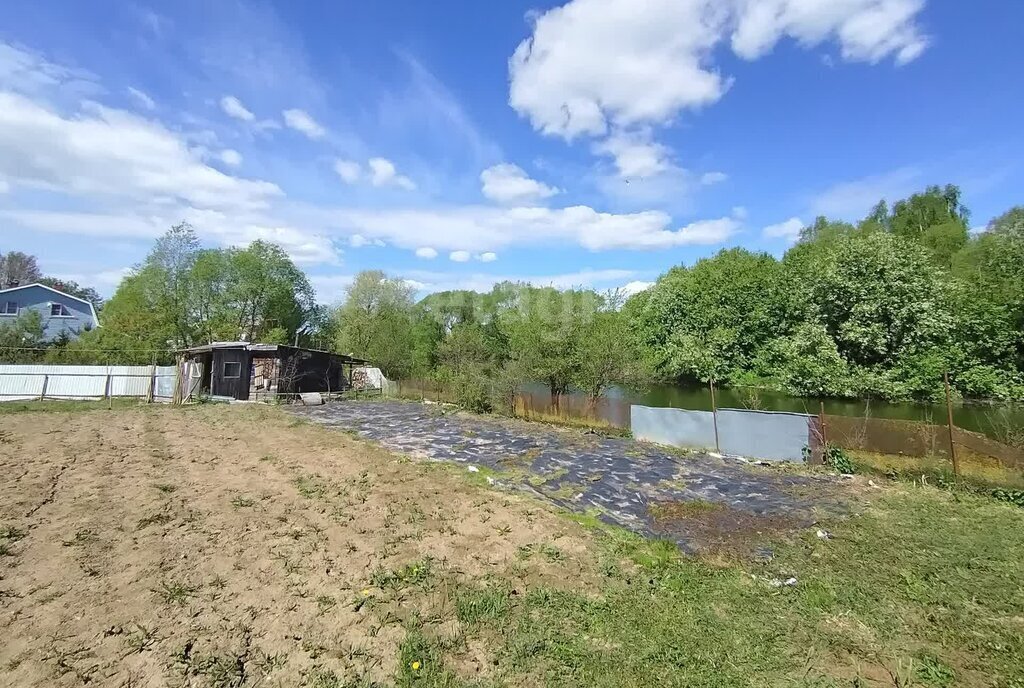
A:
178,342,370,365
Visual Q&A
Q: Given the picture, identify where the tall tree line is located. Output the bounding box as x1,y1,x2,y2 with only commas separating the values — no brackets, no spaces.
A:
627,186,1024,401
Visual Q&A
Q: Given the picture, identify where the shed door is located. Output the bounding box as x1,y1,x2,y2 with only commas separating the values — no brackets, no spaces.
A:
212,350,251,400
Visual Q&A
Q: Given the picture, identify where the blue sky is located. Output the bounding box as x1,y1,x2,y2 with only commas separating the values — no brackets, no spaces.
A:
0,0,1021,303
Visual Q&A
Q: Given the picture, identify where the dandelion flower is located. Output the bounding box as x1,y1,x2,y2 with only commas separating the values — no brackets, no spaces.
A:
361,588,370,596
411,661,421,671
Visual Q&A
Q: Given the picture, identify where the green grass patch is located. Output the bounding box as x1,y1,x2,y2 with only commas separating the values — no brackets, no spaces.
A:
441,486,1024,687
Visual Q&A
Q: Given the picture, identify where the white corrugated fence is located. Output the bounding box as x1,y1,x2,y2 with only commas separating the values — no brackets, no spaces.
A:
0,364,194,402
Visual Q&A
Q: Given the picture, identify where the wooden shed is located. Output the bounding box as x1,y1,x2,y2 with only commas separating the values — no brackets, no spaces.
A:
179,342,369,401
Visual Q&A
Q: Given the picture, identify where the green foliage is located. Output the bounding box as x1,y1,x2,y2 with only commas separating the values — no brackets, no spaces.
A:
632,248,784,383
627,185,1024,402
333,270,431,379
63,223,315,359
823,444,854,474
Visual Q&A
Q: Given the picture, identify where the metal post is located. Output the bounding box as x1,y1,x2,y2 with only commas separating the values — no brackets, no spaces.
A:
944,371,959,478
818,401,828,466
710,378,721,454
39,374,48,402
106,373,113,410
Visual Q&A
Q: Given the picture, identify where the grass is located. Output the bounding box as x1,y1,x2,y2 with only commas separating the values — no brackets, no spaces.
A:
865,455,1024,492
379,484,1024,687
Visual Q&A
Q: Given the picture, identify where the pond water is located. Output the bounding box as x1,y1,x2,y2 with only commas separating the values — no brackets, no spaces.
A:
605,383,1023,440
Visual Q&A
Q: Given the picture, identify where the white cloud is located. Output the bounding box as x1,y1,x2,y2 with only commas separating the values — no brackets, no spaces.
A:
400,267,638,295
310,274,355,304
477,252,497,263
480,163,559,204
593,129,674,179
449,250,471,262
415,247,438,259
700,171,728,185
333,205,741,252
368,157,416,190
283,108,326,139
622,280,654,297
762,217,805,242
509,0,729,139
731,0,929,65
811,167,920,219
509,0,929,175
479,161,561,202
0,41,99,97
0,92,281,212
220,95,254,121
127,87,155,110
334,159,361,184
218,149,242,167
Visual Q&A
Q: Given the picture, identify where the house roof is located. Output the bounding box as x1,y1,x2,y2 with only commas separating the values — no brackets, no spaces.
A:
0,282,100,325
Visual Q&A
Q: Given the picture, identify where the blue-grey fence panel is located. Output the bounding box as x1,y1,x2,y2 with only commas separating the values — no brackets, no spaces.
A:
717,408,812,462
630,405,718,451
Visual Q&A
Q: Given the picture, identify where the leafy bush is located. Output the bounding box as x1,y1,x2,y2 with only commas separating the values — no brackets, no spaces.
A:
824,444,855,474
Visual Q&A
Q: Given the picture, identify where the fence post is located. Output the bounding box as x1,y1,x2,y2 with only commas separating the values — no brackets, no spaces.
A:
172,359,182,405
818,401,828,466
39,374,48,402
146,363,156,403
944,371,959,478
709,378,721,454
105,373,113,410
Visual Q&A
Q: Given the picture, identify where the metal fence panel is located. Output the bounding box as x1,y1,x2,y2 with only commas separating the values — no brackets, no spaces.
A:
717,408,813,462
631,405,718,450
0,365,179,401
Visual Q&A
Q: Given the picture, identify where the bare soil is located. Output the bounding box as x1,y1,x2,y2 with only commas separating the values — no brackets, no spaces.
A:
0,405,597,687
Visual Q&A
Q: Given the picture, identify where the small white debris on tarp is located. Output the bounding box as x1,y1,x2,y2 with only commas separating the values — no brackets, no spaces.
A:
816,529,832,540
299,392,324,406
467,465,480,473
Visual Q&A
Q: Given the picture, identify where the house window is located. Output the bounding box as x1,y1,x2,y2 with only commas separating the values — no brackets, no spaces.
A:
223,361,242,379
50,303,71,317
1,301,17,315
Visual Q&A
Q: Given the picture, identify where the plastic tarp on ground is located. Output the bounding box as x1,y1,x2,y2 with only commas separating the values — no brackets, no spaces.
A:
630,404,815,463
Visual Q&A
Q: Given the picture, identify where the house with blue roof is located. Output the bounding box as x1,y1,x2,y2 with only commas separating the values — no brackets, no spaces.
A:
0,283,100,342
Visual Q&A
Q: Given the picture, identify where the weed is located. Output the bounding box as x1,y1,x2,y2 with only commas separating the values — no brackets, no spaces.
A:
123,624,158,654
155,580,200,605
231,495,256,508
1,526,27,541
369,558,434,590
137,512,173,529
315,595,336,614
62,528,99,546
293,474,330,499
153,483,177,493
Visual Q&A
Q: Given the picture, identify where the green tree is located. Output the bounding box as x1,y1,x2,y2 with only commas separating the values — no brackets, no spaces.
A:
225,241,314,342
631,248,784,383
334,271,425,378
